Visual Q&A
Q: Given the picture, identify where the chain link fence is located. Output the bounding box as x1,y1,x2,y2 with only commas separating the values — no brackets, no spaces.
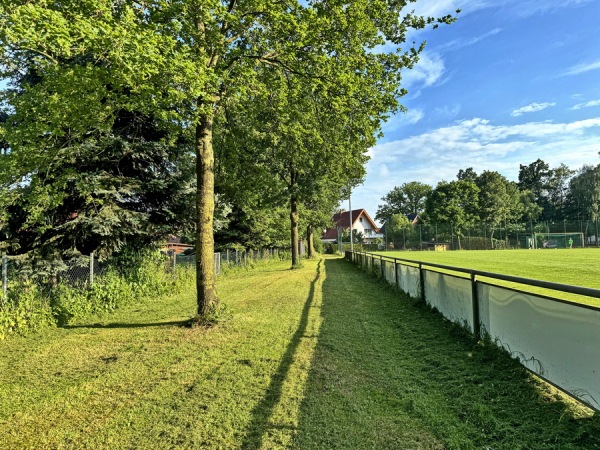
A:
172,248,285,275
379,219,600,251
1,251,222,298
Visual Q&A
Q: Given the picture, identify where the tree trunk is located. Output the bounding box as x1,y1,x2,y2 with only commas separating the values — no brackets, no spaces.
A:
307,224,315,258
290,194,300,267
195,112,218,318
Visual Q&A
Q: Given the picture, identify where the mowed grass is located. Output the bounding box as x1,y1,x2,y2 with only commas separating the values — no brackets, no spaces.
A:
376,248,600,307
1,256,599,449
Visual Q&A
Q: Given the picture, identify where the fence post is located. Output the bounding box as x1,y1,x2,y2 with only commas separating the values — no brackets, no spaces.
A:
173,251,176,272
380,256,384,279
471,272,481,338
419,262,426,303
395,260,399,290
2,254,7,297
89,252,94,287
214,252,221,276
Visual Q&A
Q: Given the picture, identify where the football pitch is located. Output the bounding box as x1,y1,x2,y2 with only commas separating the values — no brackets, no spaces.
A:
373,248,600,307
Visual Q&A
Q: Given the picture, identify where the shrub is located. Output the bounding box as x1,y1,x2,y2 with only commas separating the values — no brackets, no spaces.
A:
0,281,54,340
2,249,196,338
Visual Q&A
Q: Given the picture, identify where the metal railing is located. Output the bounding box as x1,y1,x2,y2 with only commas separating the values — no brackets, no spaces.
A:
345,250,600,412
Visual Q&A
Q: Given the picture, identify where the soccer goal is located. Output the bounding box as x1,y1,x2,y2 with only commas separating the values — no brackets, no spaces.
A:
533,232,584,249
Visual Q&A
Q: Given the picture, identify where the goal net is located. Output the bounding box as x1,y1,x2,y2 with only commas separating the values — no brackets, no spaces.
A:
533,232,584,249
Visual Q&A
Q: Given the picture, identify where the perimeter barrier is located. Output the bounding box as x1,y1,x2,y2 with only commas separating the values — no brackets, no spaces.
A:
345,250,600,412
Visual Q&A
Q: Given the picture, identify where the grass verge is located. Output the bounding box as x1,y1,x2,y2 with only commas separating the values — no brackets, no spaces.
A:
1,256,599,449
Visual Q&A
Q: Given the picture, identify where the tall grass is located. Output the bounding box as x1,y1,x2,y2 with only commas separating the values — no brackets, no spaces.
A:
0,250,195,339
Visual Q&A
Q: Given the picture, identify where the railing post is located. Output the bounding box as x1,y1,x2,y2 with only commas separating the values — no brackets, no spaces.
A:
2,254,7,297
89,252,94,287
419,262,426,302
471,271,481,338
395,260,399,290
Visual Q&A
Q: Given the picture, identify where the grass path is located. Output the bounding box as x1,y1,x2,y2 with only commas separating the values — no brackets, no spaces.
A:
1,256,599,449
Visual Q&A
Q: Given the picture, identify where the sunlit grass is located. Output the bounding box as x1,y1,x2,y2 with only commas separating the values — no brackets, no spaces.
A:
1,256,599,449
374,248,600,307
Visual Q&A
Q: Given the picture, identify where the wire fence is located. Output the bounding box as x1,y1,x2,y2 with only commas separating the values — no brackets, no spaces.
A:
378,219,600,251
2,248,286,297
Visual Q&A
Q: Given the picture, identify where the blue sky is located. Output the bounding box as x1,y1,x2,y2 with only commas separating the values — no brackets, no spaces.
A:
352,0,600,224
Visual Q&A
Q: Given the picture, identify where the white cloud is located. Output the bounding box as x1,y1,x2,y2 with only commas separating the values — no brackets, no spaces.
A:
511,0,592,16
402,52,446,88
350,116,600,213
410,0,591,20
436,28,502,52
382,109,425,135
571,99,600,110
434,104,462,119
410,0,490,18
563,60,600,76
511,102,556,117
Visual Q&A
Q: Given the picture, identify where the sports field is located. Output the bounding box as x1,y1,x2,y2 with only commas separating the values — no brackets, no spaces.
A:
373,248,600,307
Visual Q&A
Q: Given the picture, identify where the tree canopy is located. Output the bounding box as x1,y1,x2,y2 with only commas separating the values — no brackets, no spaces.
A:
0,0,457,320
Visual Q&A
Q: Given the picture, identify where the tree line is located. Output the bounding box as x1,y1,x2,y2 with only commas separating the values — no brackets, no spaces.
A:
0,1,455,322
377,158,600,249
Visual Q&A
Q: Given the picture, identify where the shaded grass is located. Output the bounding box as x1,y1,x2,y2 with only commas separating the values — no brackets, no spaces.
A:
376,248,600,307
295,258,600,449
1,256,599,449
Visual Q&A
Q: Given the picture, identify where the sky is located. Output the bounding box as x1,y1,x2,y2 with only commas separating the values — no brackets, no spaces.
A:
352,0,600,224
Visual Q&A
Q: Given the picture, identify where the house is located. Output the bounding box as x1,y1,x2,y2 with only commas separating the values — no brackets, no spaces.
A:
162,236,193,255
322,209,383,244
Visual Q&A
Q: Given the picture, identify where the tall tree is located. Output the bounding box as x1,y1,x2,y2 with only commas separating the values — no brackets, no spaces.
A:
376,181,431,221
0,1,455,320
425,179,479,249
545,163,574,220
567,165,600,222
475,171,520,246
518,159,550,202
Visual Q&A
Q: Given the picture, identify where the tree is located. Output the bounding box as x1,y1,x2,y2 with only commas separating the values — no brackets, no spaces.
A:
386,214,412,249
425,179,479,249
376,181,431,221
0,1,456,321
475,171,521,247
519,189,543,223
544,163,574,220
567,165,600,222
518,159,550,202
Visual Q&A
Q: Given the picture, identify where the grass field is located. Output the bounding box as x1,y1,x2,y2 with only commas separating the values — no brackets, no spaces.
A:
1,256,600,449
374,248,600,307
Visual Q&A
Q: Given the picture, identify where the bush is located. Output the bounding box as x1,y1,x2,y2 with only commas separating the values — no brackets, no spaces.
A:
1,249,196,338
0,281,54,340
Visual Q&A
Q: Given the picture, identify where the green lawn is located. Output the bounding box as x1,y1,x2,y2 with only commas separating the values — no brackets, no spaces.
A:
373,248,600,307
1,256,599,449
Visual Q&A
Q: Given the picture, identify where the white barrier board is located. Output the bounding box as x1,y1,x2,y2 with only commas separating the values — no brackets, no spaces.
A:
479,284,600,410
384,260,396,286
398,264,420,299
424,271,474,333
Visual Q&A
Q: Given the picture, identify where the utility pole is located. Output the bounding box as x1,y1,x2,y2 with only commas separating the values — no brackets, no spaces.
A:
349,194,354,252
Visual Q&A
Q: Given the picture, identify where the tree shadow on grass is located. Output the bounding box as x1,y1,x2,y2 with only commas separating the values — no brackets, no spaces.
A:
292,257,600,449
62,320,189,329
240,259,322,450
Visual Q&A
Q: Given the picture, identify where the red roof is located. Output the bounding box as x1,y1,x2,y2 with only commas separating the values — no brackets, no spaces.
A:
322,209,379,240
